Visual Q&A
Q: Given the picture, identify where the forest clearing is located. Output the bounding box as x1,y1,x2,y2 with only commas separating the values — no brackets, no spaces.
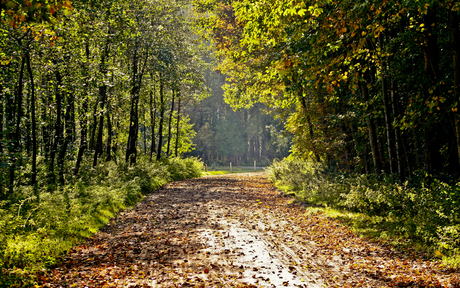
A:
38,173,459,288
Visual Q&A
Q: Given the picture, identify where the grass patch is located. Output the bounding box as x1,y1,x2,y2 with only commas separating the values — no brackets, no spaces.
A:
0,156,203,287
267,156,460,268
202,166,266,176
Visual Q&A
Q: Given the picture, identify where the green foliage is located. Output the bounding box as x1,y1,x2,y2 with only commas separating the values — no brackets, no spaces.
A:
268,157,460,266
0,156,203,286
166,157,203,180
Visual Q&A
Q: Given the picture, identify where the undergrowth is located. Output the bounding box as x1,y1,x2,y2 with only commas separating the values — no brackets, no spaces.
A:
267,156,460,268
0,156,203,287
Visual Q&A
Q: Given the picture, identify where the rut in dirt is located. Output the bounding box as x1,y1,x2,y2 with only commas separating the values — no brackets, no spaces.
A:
40,173,459,287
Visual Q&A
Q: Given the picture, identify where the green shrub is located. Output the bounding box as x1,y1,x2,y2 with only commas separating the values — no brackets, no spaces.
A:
268,156,460,265
166,157,203,180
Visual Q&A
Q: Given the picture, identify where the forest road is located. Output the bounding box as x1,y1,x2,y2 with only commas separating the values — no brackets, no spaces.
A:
42,173,459,287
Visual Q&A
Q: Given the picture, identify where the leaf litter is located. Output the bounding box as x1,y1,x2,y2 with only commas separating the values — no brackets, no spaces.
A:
39,173,460,287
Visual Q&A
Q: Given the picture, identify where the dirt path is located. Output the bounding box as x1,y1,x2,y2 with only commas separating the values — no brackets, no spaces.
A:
40,173,459,287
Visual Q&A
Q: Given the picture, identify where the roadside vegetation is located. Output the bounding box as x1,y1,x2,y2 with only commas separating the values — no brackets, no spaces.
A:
268,156,460,268
0,156,202,287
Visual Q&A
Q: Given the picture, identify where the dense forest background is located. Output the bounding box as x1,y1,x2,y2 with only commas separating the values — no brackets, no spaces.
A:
184,68,291,166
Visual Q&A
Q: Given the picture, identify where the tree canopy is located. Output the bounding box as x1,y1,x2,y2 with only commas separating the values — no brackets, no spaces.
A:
194,0,460,179
0,0,209,196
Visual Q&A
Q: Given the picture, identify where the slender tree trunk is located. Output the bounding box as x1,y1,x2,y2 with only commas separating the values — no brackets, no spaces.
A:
142,105,147,155
8,54,26,192
74,43,90,175
380,36,396,174
157,74,165,161
359,80,381,175
390,73,405,180
49,62,63,184
25,50,37,186
106,99,113,162
93,84,107,167
166,88,175,157
41,76,51,158
89,100,98,151
74,96,88,175
93,40,110,167
126,46,140,165
149,89,156,160
58,90,73,185
175,96,181,156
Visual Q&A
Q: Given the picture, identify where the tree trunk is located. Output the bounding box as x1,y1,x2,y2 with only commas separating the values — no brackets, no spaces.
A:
157,74,165,161
49,62,63,184
166,88,175,157
142,105,147,155
359,80,381,175
89,100,98,151
25,49,37,186
74,95,88,176
389,73,405,180
126,47,140,164
9,54,26,192
93,40,110,167
106,99,113,162
149,88,156,160
93,84,107,167
175,95,181,156
74,42,90,176
58,90,74,185
380,36,396,174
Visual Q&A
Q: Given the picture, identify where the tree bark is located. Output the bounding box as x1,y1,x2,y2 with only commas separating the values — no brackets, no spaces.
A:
93,84,107,167
49,62,63,184
126,47,140,164
157,74,165,161
74,42,90,176
389,72,405,180
379,35,396,174
9,54,26,191
142,105,147,155
25,49,37,186
106,99,113,162
175,95,181,156
58,90,74,185
166,88,175,156
93,40,110,167
149,88,156,160
359,80,381,175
